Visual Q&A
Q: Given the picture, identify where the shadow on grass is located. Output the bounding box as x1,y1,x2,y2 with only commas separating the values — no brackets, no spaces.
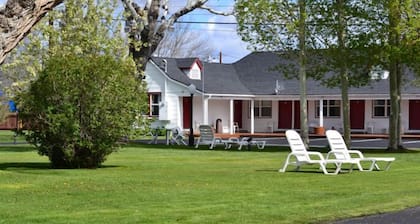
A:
0,162,51,170
255,169,280,172
0,145,35,152
0,162,120,171
310,147,420,154
125,142,289,152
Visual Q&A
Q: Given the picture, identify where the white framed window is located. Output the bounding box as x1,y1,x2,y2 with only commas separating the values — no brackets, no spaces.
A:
149,93,161,117
316,100,341,118
250,100,272,118
373,100,390,117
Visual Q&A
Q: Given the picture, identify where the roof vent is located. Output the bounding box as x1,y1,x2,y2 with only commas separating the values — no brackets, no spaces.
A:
275,80,285,94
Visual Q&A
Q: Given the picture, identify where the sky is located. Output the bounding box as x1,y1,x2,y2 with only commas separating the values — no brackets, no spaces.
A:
0,0,251,63
176,0,251,63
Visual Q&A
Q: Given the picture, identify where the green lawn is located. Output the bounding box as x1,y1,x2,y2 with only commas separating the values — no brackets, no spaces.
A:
0,143,419,224
0,130,25,144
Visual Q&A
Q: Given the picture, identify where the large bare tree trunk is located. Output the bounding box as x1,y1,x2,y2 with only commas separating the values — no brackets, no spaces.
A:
0,0,62,64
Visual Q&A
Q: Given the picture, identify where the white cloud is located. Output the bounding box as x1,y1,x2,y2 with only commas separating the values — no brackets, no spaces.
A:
212,35,251,63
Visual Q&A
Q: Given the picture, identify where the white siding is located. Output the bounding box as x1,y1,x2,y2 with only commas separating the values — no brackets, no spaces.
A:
145,62,190,129
187,63,202,80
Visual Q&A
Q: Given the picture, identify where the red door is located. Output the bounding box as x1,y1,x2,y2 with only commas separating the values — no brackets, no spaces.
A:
294,101,300,129
278,101,301,129
350,100,365,129
409,100,420,130
278,101,292,129
183,97,192,129
234,100,243,128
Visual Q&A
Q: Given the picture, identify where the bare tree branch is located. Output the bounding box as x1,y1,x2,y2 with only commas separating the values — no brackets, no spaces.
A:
199,4,234,16
0,0,63,65
121,0,232,76
154,23,215,59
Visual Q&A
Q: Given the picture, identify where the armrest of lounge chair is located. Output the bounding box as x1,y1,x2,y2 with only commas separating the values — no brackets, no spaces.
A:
304,151,326,161
326,150,346,160
346,150,365,159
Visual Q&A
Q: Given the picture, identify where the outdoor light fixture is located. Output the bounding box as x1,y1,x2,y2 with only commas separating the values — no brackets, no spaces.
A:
187,84,197,147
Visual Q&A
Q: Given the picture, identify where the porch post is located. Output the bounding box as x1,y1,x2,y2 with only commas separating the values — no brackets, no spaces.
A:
229,99,234,134
203,97,209,125
319,99,324,127
251,100,255,134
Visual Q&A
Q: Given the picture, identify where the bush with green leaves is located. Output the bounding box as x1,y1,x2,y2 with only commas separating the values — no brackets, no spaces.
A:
18,53,146,168
4,0,149,168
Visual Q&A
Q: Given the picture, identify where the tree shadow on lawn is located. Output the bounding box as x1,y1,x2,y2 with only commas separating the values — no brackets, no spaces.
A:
255,168,354,174
311,147,420,154
0,145,36,152
126,142,288,153
0,162,120,171
0,162,51,170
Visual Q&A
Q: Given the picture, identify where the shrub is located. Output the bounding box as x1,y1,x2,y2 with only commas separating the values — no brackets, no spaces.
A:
17,54,146,168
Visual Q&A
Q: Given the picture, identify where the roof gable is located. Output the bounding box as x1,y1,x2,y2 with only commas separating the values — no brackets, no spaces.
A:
176,58,203,70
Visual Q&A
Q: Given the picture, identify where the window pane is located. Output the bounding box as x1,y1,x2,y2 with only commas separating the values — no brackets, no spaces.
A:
329,107,340,117
329,100,340,106
254,107,259,117
261,101,272,107
374,107,385,116
261,108,272,117
323,105,328,116
374,100,385,106
152,95,160,104
151,105,159,116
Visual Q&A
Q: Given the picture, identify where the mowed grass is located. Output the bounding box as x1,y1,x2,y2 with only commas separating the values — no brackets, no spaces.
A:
0,142,420,224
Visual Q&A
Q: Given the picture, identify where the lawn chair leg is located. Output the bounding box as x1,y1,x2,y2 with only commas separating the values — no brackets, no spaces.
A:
367,160,377,171
279,154,293,172
247,137,252,150
256,141,266,150
195,138,201,148
383,162,392,171
320,163,340,175
149,132,158,144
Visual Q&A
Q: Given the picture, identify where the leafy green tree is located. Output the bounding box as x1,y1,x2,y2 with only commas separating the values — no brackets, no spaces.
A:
0,97,9,124
371,0,419,150
8,0,147,168
309,0,379,145
236,0,314,145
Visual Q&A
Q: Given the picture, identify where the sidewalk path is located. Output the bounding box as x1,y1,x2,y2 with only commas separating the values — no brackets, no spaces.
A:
332,206,420,224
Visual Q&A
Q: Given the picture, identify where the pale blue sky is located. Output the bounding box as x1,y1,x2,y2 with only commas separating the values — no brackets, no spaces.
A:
0,0,250,62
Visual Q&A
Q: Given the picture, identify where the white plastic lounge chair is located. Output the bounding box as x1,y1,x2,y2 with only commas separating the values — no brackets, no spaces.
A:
279,130,343,175
224,137,266,150
325,130,395,171
195,125,224,149
223,137,240,149
170,127,187,145
237,137,266,150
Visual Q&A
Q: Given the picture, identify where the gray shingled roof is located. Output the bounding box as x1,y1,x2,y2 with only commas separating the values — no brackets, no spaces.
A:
151,52,419,96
